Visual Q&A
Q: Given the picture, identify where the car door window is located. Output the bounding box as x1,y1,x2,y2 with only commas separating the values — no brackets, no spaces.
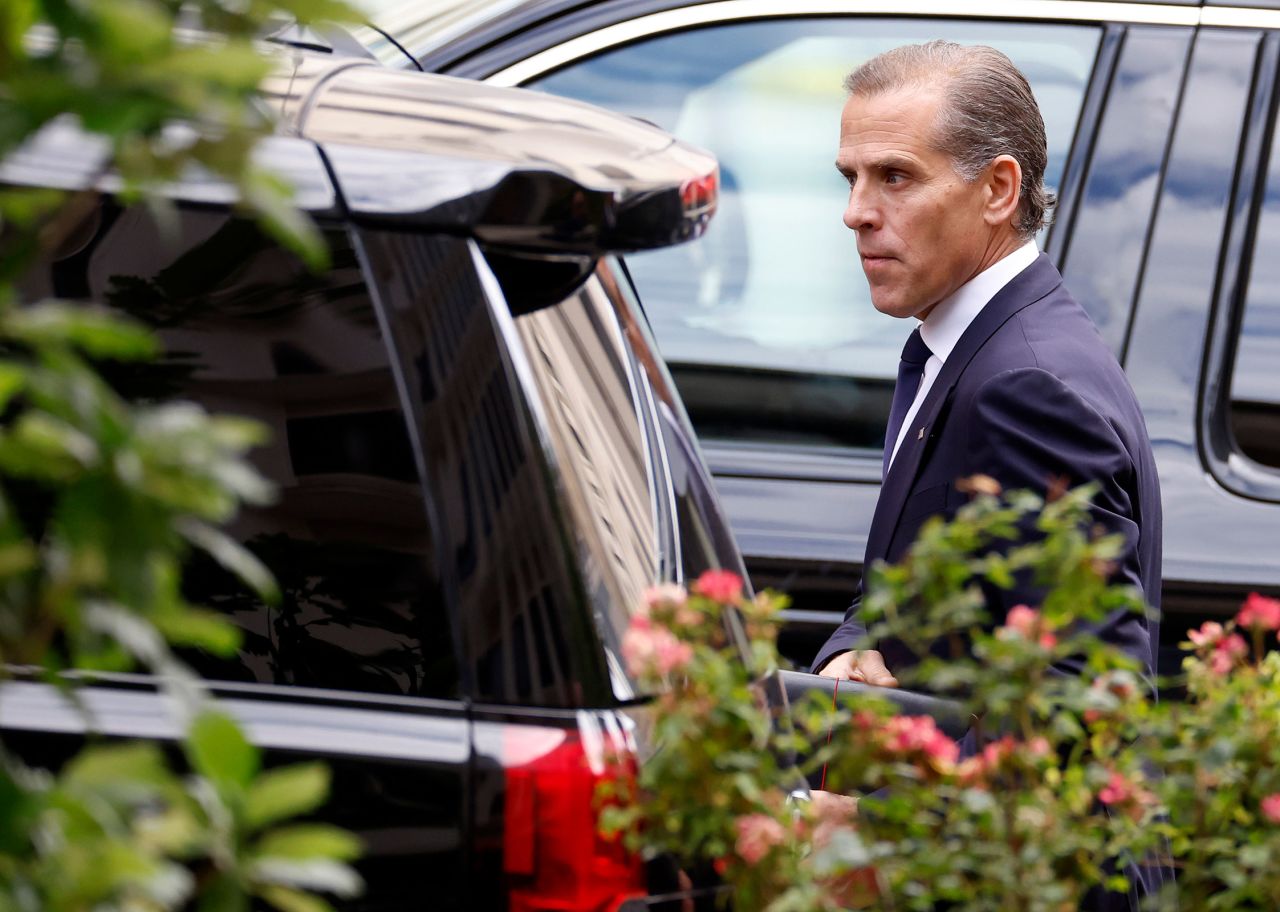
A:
1230,108,1280,471
508,262,660,694
19,201,460,698
531,18,1099,453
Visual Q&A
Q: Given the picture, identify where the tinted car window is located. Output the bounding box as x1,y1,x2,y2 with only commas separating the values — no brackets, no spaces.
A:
20,202,459,698
510,259,661,695
1060,26,1191,355
1231,105,1280,470
533,18,1098,453
356,230,616,707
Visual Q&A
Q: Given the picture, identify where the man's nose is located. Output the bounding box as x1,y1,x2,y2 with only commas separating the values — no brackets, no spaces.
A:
843,184,879,231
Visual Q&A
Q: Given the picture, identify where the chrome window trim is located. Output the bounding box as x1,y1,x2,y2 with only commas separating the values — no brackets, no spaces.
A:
603,263,676,584
1201,6,1280,29
483,0,1226,87
0,680,470,762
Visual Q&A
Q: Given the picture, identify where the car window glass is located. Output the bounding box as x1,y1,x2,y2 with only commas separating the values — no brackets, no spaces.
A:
355,231,613,708
600,260,748,583
1230,113,1280,469
532,18,1098,452
511,264,659,680
1060,27,1191,355
18,202,459,698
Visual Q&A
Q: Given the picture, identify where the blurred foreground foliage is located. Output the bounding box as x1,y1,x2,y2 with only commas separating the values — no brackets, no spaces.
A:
618,484,1280,911
0,1,366,910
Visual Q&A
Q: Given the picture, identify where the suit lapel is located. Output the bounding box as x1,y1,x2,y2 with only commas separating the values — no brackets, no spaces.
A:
862,254,1063,569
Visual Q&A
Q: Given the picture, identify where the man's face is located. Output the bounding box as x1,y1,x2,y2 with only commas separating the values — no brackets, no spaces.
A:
837,86,992,320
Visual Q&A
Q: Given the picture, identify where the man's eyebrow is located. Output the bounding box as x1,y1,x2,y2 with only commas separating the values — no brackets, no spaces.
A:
868,153,916,172
834,154,916,177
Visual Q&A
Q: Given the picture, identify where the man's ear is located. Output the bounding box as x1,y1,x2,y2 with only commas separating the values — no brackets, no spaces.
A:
983,154,1023,229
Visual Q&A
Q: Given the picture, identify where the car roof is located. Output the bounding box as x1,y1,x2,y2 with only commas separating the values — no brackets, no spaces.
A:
1,54,718,252
352,0,1280,74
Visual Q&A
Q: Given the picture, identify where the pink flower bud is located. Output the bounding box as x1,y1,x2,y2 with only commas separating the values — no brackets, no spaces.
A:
1209,633,1248,676
881,716,958,769
1099,770,1155,818
1237,592,1280,632
1005,605,1038,637
693,569,743,604
1188,621,1224,648
1261,794,1280,824
734,813,786,864
641,583,687,615
999,605,1056,649
621,619,692,677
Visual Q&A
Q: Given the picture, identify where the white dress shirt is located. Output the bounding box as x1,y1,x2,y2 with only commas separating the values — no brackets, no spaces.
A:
887,240,1040,469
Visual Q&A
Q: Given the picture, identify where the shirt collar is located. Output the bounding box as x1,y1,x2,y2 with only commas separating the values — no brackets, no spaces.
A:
919,240,1040,364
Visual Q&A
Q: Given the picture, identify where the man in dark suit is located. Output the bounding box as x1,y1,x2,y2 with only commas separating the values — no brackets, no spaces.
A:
812,41,1162,709
809,41,1166,909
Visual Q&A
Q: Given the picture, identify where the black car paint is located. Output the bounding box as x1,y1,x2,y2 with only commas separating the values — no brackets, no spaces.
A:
0,59,741,911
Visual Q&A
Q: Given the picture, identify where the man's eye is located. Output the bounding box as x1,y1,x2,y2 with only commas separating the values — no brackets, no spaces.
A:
886,172,904,185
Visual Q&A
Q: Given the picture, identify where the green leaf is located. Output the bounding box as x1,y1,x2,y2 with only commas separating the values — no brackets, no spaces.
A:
0,541,36,578
257,885,337,912
249,859,362,898
0,0,37,65
244,764,331,833
4,301,158,360
154,607,242,657
85,0,172,60
187,711,258,793
0,412,99,477
241,168,328,272
0,766,38,854
197,874,250,912
63,742,169,788
178,518,279,605
0,363,27,412
253,825,361,862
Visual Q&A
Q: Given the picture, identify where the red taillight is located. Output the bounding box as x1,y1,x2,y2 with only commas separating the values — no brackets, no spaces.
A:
503,718,645,912
680,169,719,218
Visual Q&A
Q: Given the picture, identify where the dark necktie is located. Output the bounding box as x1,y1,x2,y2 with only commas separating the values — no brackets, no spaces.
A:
883,328,932,478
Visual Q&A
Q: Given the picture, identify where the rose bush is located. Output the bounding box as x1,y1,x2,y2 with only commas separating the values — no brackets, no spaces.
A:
610,484,1280,911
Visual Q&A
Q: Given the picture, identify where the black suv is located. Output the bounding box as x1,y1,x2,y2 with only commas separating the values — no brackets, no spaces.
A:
0,57,743,911
329,0,1280,672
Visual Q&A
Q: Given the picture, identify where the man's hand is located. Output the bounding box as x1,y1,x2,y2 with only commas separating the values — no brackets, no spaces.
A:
809,789,859,819
817,650,899,687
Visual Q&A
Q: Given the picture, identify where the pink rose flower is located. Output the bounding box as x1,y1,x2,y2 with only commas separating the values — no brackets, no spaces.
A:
1237,592,1280,632
1006,604,1038,637
981,736,1016,770
734,813,786,865
881,715,958,769
1098,771,1133,806
1000,605,1057,649
1210,633,1248,675
693,569,743,604
641,583,687,615
621,620,692,677
1188,621,1224,648
959,736,1048,787
1261,794,1280,823
1099,770,1156,820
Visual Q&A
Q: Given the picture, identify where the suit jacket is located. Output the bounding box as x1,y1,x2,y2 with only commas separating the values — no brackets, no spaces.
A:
812,253,1163,681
